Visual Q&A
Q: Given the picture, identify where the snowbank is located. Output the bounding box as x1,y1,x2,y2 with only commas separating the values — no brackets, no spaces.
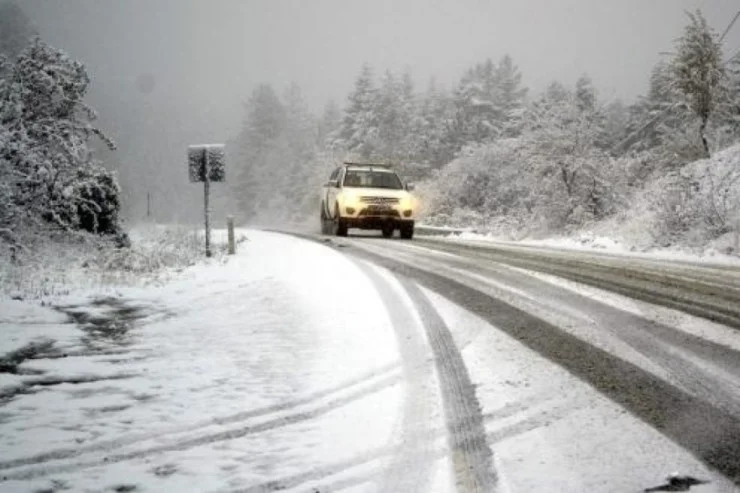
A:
444,230,740,266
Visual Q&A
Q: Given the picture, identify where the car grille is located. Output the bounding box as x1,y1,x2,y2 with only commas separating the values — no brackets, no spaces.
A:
359,209,400,217
360,196,400,205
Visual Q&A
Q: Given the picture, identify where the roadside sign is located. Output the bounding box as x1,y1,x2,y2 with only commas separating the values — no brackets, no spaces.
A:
188,144,225,183
187,144,226,257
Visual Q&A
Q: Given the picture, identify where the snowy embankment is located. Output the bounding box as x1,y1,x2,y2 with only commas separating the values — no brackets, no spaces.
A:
440,230,740,266
422,143,740,263
0,230,405,493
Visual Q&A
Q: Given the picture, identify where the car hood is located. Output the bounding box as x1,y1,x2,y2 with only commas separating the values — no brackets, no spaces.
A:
343,188,412,199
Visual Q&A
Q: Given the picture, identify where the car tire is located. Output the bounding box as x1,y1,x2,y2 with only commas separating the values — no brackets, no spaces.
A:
320,203,329,235
381,226,394,238
334,205,348,237
400,223,414,240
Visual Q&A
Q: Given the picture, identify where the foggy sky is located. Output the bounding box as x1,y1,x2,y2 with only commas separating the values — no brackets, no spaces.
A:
24,1,740,120
18,0,740,221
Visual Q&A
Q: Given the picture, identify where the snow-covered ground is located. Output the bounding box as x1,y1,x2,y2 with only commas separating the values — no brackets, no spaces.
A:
2,229,739,492
0,230,413,492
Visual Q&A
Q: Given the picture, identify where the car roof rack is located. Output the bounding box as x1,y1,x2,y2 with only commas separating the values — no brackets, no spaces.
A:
343,162,394,168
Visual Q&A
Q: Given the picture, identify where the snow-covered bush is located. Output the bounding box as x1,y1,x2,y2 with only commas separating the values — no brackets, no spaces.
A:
648,144,740,247
0,225,208,299
95,225,203,275
68,166,123,236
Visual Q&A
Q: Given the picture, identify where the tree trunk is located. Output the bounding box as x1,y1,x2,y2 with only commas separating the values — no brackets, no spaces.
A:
560,165,575,197
700,115,710,158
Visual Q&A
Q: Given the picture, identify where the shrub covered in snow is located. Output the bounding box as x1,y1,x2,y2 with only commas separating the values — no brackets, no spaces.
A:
646,144,740,248
0,225,210,299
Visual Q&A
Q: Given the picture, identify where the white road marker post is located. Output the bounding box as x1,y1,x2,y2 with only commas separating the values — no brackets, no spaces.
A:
188,144,226,258
227,215,235,255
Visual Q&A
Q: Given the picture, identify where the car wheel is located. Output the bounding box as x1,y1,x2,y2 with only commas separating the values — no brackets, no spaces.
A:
320,203,329,235
381,226,394,238
400,224,414,240
334,205,348,237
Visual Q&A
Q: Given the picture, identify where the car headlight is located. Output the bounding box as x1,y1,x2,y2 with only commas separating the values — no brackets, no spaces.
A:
342,193,358,208
400,196,413,211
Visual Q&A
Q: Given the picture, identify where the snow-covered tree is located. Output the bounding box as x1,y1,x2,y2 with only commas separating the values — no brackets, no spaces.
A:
493,55,528,137
0,38,120,240
450,59,500,146
599,99,630,152
525,90,615,223
231,82,340,223
281,83,319,219
669,9,725,157
414,77,455,167
575,74,596,113
373,70,405,160
317,100,341,146
233,84,286,218
333,63,378,157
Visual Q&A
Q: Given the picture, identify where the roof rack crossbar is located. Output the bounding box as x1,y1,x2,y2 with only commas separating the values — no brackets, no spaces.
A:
343,161,393,167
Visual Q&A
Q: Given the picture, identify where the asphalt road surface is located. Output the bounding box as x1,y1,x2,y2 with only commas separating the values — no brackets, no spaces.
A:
288,227,740,492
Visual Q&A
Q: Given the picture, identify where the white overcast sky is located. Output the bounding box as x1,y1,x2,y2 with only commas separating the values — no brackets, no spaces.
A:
21,0,740,144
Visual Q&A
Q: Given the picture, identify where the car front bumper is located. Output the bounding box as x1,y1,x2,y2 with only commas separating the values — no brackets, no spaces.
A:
343,213,414,230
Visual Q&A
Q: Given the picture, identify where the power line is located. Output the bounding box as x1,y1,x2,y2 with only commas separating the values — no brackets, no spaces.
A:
720,8,740,43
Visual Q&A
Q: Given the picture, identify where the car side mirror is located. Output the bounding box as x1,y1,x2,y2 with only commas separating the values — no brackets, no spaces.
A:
406,182,416,192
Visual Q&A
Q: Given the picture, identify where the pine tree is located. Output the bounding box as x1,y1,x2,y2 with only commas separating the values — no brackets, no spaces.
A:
545,81,569,103
334,63,378,157
281,83,318,219
494,55,528,137
452,59,500,145
669,9,725,157
575,74,596,113
374,70,402,160
415,77,455,167
600,99,630,152
317,100,341,146
233,84,286,218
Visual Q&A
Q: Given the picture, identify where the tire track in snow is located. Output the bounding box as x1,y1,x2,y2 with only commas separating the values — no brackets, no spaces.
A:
227,397,577,493
391,245,740,418
0,369,401,480
353,260,438,493
344,245,740,485
402,279,498,493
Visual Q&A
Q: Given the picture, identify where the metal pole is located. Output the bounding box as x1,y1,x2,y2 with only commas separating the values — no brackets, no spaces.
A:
146,191,151,219
203,148,212,258
227,215,235,255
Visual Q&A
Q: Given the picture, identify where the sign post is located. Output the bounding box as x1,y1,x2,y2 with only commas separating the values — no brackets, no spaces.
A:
227,215,235,255
188,144,225,257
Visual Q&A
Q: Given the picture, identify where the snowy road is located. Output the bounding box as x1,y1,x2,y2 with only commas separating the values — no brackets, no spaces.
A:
1,229,740,492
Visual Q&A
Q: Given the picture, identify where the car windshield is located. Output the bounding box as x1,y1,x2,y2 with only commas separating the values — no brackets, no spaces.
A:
343,170,403,189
